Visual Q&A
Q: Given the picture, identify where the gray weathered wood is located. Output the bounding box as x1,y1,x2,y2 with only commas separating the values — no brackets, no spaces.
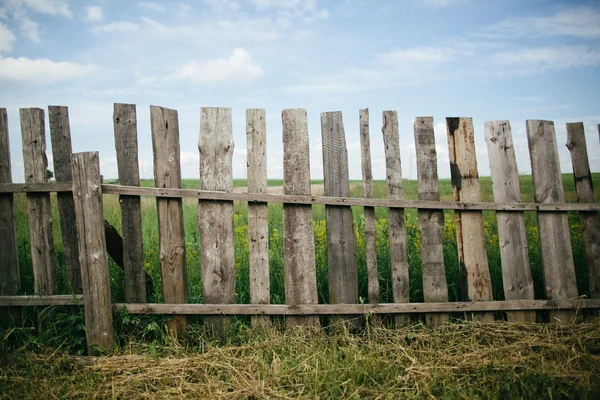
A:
0,294,83,306
199,107,236,335
150,105,188,336
48,106,82,294
566,122,600,299
20,108,57,296
485,121,535,322
321,111,359,319
113,104,147,303
414,117,449,326
282,109,320,328
71,152,114,352
246,109,270,328
447,117,493,322
527,120,578,324
382,110,409,327
359,109,380,312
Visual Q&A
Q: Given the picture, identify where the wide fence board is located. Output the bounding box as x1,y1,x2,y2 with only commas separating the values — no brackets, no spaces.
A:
321,111,359,314
566,122,600,299
414,117,448,326
485,121,535,323
199,107,236,335
20,108,57,296
382,111,409,327
246,109,270,327
447,117,493,322
527,120,578,324
150,105,188,336
49,106,82,294
282,109,320,328
113,104,146,303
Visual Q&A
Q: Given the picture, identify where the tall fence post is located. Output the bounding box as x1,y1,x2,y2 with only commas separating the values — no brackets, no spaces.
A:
71,151,114,353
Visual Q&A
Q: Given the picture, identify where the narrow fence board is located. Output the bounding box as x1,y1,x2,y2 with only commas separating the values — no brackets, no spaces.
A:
447,117,493,322
49,106,82,294
150,105,188,336
246,109,270,327
20,108,57,296
566,122,600,299
382,111,409,327
359,109,380,308
414,117,448,326
199,107,236,335
113,104,146,303
71,152,113,352
282,109,319,328
321,111,359,318
485,121,535,322
527,120,578,324
0,295,83,306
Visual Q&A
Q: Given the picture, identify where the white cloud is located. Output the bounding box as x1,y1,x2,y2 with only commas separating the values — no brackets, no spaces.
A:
18,15,40,42
0,8,7,19
204,0,240,12
0,22,15,53
93,21,140,33
249,0,328,22
85,5,103,22
422,0,466,8
0,57,97,85
137,1,167,13
167,48,263,84
15,0,72,18
140,16,168,32
379,47,456,64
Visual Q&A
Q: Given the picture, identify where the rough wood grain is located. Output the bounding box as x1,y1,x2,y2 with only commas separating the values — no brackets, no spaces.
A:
566,122,600,299
447,117,493,322
485,121,535,322
48,106,82,294
199,107,235,335
113,104,146,303
382,111,410,327
246,109,270,327
359,109,380,312
282,109,319,328
414,117,449,326
71,152,114,353
20,108,57,296
150,105,188,336
321,111,359,323
526,120,578,324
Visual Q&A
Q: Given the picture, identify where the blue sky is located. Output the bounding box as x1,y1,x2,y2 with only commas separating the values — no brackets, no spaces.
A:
1,0,599,182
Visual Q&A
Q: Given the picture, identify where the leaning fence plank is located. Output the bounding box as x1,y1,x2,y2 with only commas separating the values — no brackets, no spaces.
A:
447,117,493,321
150,105,188,336
527,120,578,324
113,104,147,303
321,111,359,323
282,109,320,328
382,111,410,327
485,121,535,322
566,122,600,299
199,107,236,335
48,106,82,294
246,109,270,328
71,152,114,353
20,108,57,296
414,117,449,326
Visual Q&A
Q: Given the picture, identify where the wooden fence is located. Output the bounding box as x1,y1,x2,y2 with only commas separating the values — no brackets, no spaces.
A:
1,105,599,352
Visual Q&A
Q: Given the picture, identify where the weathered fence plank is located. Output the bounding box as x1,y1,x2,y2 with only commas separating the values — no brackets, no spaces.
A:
282,109,320,328
526,120,578,324
20,108,57,296
485,121,535,322
447,117,493,321
48,106,82,294
150,105,188,336
414,117,448,326
199,107,236,335
246,109,270,328
113,104,147,303
566,122,600,299
321,111,359,325
382,110,409,327
71,152,114,352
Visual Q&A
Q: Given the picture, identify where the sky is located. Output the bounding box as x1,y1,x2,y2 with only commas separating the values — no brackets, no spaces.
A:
1,0,599,183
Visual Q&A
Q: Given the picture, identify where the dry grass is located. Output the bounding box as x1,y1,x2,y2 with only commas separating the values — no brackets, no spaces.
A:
2,318,600,399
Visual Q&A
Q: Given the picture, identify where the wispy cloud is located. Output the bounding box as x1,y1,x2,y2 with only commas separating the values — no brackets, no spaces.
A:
93,21,140,33
10,0,72,18
0,22,16,53
137,1,167,13
0,57,97,86
85,5,103,22
421,0,466,8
